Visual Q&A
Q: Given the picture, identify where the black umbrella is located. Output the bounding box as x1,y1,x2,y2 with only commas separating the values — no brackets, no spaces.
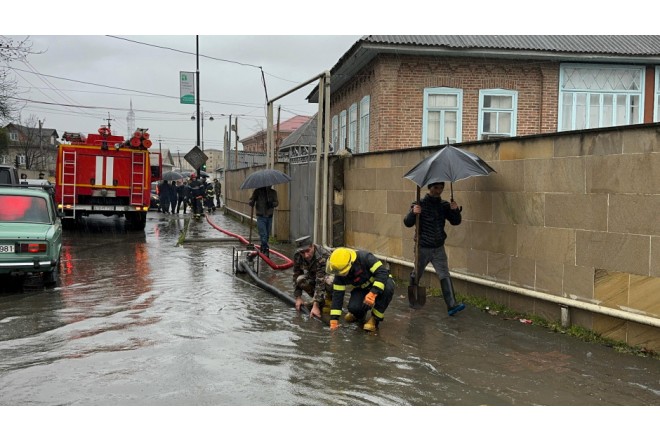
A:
162,170,184,181
240,169,292,190
403,144,496,200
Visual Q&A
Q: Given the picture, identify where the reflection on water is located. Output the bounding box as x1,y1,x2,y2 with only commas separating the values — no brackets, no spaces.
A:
0,213,658,407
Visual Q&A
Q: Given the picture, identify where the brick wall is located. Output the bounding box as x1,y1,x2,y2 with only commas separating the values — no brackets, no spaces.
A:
330,55,561,151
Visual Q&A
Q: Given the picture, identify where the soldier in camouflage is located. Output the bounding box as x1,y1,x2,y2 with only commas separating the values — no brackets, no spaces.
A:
292,236,334,319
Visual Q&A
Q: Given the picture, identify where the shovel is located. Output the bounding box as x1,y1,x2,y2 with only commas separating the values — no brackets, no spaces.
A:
408,186,426,309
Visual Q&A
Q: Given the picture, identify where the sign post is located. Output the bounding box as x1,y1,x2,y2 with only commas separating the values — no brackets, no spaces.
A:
180,71,195,105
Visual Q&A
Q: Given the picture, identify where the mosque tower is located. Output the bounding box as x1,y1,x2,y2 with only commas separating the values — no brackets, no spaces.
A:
126,99,135,137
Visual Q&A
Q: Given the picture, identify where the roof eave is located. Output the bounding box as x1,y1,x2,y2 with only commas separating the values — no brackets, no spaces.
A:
308,43,660,103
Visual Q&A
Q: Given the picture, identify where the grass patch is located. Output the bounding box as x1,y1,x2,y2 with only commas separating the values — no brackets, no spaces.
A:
459,293,659,360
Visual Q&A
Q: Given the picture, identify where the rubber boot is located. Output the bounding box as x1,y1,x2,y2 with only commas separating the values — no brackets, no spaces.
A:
363,316,379,332
440,277,465,316
345,312,357,323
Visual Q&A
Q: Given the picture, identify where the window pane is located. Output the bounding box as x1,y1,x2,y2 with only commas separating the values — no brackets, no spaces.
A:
427,111,441,145
497,113,511,133
629,95,640,124
602,94,613,126
444,111,457,141
429,94,457,108
616,95,627,126
589,94,600,128
576,93,587,130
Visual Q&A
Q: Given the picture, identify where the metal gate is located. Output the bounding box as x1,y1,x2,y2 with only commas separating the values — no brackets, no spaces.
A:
288,160,317,241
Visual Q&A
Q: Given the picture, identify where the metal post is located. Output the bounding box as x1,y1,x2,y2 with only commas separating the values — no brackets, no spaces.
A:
195,35,201,176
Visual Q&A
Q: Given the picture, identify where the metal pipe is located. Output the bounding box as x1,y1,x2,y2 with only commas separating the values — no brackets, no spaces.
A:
321,71,331,247
313,76,324,244
374,253,660,328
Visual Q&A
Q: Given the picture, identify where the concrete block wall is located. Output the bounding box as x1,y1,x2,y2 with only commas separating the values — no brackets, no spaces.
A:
340,124,660,351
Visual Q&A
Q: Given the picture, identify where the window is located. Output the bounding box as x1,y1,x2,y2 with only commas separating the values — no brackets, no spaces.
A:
9,132,18,142
559,64,644,131
478,89,517,140
1,155,8,165
348,103,357,152
331,115,338,151
359,95,370,153
339,110,347,150
655,67,660,122
17,154,26,166
423,87,462,146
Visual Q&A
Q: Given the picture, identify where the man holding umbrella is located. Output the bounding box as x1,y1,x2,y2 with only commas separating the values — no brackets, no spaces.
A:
248,185,278,257
403,181,465,316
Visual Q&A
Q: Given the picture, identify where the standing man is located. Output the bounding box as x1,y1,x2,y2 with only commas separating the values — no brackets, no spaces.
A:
292,236,334,319
248,185,278,257
403,181,465,316
157,179,171,214
325,247,394,332
176,181,186,214
213,178,222,208
188,173,204,219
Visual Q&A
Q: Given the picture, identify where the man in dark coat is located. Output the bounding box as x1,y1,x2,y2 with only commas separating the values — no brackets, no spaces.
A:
157,180,171,214
403,181,464,316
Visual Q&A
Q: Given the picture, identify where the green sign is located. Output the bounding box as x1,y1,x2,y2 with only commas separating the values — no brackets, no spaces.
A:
180,71,195,105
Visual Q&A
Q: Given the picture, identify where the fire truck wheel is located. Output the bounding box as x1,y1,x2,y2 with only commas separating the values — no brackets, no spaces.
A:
126,212,147,230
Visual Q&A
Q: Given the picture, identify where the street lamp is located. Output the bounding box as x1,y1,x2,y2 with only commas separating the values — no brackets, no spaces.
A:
191,109,214,151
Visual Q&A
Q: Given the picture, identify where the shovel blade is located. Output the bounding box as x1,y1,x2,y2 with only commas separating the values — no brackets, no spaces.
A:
408,285,426,309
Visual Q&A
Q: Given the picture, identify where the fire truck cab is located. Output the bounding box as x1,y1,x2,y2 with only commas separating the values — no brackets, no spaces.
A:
55,126,161,230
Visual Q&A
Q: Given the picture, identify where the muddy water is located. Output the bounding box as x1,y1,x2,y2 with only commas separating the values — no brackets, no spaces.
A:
0,212,658,409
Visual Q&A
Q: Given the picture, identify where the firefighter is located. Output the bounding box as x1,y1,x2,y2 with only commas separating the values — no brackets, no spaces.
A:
203,177,216,213
325,247,394,332
188,173,204,219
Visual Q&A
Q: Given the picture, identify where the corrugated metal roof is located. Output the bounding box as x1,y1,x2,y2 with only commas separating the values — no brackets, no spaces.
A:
362,35,660,56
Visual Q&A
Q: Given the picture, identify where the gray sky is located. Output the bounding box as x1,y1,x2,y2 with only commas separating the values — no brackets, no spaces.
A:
5,34,360,154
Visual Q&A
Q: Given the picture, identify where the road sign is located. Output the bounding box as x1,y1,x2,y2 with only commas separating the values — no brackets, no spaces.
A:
184,146,208,170
180,71,195,105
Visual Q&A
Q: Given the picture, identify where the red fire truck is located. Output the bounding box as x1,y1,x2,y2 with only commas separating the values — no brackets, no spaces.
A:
55,126,161,230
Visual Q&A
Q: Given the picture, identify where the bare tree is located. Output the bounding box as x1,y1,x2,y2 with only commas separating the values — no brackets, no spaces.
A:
14,114,53,171
0,36,38,122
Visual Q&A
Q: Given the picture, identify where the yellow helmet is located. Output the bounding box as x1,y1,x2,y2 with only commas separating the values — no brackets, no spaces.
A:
326,248,357,276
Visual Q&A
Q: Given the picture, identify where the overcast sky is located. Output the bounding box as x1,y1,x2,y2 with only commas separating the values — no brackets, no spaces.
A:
5,34,360,154
4,3,648,157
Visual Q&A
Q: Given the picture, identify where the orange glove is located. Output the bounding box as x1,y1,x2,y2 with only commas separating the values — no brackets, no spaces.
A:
330,319,339,330
364,292,377,307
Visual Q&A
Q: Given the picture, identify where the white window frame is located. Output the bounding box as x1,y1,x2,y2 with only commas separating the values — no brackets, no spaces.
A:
478,89,518,140
559,63,644,131
359,95,370,153
1,155,8,164
339,110,347,150
423,87,463,146
17,154,26,166
331,115,338,151
655,67,660,122
348,103,357,152
9,132,18,142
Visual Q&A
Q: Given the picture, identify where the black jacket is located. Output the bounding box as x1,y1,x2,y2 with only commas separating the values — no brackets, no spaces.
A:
403,194,461,248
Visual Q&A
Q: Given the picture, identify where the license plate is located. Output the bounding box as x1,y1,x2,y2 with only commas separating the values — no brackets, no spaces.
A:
0,244,14,253
94,206,114,211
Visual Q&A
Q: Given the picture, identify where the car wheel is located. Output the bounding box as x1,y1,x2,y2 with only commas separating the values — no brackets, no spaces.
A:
43,259,60,287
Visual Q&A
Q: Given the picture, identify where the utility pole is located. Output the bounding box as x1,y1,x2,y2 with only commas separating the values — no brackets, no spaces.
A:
195,35,201,177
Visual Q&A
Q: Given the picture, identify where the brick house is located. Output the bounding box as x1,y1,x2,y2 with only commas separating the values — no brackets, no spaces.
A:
1,123,59,176
310,35,660,152
241,115,312,153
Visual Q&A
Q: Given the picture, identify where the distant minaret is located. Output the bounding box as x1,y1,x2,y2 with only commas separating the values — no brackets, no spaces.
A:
127,99,135,137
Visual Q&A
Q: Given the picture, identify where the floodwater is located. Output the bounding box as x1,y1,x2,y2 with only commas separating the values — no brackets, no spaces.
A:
0,211,658,409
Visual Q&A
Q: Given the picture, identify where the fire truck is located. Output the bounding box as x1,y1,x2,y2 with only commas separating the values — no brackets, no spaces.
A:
55,125,161,230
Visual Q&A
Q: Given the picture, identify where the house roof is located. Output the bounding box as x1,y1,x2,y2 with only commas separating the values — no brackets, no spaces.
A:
280,114,318,149
308,35,660,102
241,115,312,143
4,123,59,138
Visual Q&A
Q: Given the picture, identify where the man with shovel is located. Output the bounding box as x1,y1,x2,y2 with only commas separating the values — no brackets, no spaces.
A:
404,181,465,316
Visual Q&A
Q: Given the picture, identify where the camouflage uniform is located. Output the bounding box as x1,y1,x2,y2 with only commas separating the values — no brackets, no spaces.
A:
292,244,334,308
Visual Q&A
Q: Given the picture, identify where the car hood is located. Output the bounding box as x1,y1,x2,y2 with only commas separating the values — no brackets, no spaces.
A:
0,223,53,240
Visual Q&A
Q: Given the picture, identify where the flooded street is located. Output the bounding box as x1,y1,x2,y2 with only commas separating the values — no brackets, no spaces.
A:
0,211,658,409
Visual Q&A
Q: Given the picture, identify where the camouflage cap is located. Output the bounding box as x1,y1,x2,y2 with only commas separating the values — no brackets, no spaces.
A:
294,235,312,248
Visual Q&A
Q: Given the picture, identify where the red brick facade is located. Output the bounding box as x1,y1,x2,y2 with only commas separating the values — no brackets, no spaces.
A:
330,54,562,151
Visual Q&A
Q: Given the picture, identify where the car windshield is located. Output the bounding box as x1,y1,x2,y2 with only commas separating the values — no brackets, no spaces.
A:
0,195,50,223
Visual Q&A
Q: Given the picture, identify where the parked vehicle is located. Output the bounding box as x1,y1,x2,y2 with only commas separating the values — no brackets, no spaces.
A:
150,182,159,210
0,183,63,286
0,164,20,185
55,126,162,230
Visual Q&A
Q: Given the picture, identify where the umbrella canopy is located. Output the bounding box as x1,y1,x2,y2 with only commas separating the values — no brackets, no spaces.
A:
240,169,292,190
403,145,496,200
181,170,210,178
162,170,184,181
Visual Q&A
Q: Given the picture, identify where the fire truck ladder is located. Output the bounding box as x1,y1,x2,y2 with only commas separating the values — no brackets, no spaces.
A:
130,151,145,206
61,150,77,218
